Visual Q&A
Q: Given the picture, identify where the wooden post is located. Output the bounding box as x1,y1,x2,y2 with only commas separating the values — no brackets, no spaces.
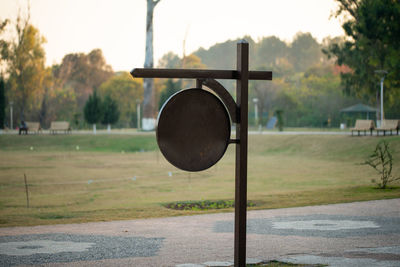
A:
130,42,271,267
24,173,29,208
234,41,249,267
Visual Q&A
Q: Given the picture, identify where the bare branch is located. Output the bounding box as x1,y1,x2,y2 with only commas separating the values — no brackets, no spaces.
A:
363,140,398,189
335,0,359,19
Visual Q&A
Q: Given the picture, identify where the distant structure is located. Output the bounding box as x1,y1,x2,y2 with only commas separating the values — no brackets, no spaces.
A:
340,103,377,120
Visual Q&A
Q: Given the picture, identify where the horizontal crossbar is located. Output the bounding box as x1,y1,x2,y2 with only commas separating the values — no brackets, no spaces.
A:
131,68,272,80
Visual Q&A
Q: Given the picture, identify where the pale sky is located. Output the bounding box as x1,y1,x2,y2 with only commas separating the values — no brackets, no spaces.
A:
0,0,344,72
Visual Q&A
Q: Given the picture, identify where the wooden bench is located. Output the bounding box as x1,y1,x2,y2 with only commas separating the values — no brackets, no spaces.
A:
376,120,399,136
26,122,42,134
351,120,375,136
49,121,71,134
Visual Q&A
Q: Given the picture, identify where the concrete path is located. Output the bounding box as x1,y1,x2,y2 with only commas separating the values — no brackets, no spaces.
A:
0,199,399,266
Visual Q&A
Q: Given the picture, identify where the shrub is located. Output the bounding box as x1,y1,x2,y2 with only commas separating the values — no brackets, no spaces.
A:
363,140,400,189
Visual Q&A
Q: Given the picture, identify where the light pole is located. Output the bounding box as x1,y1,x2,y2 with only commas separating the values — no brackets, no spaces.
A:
136,99,141,130
9,101,13,130
375,70,388,126
252,98,258,127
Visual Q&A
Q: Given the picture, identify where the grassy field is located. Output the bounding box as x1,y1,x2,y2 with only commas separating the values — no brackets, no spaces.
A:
0,133,399,227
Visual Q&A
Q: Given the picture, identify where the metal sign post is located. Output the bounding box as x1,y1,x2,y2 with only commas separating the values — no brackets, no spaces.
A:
235,41,248,267
131,41,272,267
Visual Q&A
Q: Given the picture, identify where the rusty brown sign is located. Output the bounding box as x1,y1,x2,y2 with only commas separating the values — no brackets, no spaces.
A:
157,88,231,172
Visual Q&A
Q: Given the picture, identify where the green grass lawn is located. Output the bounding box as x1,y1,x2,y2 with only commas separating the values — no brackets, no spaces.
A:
0,134,157,153
0,133,399,227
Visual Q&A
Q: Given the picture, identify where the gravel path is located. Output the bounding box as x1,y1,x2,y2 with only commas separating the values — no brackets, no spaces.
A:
0,199,399,266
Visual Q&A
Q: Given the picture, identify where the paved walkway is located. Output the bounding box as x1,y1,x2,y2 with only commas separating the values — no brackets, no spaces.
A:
0,199,399,266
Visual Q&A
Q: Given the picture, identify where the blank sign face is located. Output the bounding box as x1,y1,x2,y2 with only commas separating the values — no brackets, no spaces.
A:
156,88,231,172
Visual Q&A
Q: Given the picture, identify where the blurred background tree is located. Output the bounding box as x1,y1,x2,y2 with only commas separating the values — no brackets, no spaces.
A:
0,77,5,129
289,33,324,73
101,94,120,132
158,79,181,110
326,0,400,119
0,13,47,123
275,110,284,131
99,72,143,128
52,49,113,111
84,90,102,134
1,1,398,130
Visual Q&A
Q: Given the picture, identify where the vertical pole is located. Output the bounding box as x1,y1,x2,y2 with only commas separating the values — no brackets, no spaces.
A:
380,77,384,123
137,102,141,130
254,102,258,126
24,173,29,208
234,40,248,267
10,102,13,130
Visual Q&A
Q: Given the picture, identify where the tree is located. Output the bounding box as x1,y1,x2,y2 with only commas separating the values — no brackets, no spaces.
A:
53,49,113,110
142,0,161,130
101,94,119,132
47,79,78,127
157,52,181,68
289,32,323,72
84,90,102,134
0,14,47,122
38,67,54,128
194,36,256,70
254,36,289,71
250,80,278,126
280,65,357,127
0,19,9,64
0,77,5,129
98,72,143,128
275,110,284,131
327,0,400,117
158,79,181,110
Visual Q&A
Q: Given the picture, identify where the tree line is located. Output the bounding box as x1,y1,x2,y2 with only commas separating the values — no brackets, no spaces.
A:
0,12,143,130
326,0,400,122
0,0,398,130
158,33,361,128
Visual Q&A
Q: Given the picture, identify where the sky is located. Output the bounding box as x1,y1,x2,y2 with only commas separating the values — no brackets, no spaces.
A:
0,0,344,72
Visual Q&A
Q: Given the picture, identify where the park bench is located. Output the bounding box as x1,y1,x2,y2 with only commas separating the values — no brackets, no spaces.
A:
26,122,42,134
49,121,71,134
351,119,375,136
376,120,399,136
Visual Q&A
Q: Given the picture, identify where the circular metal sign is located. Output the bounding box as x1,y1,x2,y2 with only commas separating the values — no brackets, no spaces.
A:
157,88,231,172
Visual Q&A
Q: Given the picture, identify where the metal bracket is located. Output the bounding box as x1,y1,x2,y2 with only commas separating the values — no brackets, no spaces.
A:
197,78,238,123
